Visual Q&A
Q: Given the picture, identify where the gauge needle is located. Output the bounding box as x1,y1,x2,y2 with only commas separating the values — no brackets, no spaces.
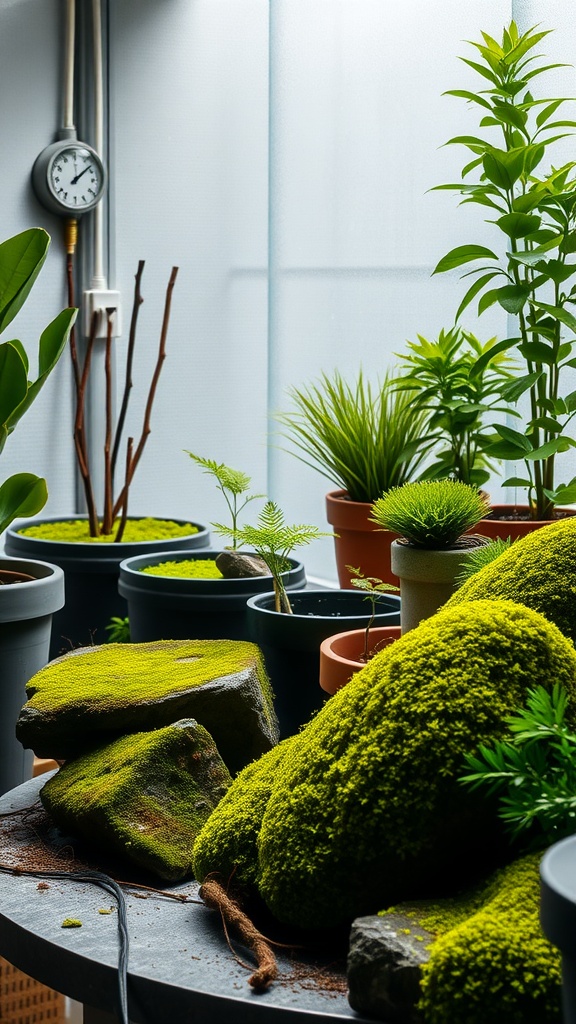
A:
71,165,91,185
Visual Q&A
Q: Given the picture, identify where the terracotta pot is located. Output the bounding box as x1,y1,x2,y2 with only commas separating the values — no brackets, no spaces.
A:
319,624,402,694
476,504,576,542
325,489,399,588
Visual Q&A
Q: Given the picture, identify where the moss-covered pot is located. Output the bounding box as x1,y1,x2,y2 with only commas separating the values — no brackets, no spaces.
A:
0,556,64,796
118,550,306,642
5,516,210,658
246,589,401,738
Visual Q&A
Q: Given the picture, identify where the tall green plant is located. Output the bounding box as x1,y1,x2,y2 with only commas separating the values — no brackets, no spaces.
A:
434,22,576,519
395,327,513,486
276,370,431,504
0,229,76,535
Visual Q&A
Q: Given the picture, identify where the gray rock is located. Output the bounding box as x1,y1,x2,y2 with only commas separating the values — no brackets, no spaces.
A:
347,913,432,1023
215,550,269,578
17,639,278,776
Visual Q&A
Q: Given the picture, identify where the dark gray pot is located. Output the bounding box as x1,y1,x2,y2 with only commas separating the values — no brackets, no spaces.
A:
5,516,210,658
0,556,64,795
246,589,401,738
118,550,306,642
541,836,576,1022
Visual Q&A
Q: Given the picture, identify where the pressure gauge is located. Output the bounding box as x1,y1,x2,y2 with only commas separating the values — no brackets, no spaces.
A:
32,139,106,216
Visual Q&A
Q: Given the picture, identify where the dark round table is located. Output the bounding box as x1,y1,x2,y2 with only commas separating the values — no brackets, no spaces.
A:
0,775,373,1024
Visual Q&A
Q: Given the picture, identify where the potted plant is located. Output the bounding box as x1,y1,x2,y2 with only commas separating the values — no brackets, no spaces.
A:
276,369,431,587
371,480,490,632
319,567,401,695
119,455,306,642
432,22,576,531
0,227,76,794
218,500,400,737
5,262,209,656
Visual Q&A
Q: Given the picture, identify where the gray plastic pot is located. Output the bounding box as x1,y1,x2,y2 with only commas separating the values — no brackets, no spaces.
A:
246,589,401,738
118,550,306,642
5,515,210,658
541,836,576,1023
0,556,64,796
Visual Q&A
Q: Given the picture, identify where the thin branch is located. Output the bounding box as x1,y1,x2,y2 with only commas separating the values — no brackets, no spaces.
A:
102,309,116,535
114,437,133,543
74,310,101,537
111,261,144,486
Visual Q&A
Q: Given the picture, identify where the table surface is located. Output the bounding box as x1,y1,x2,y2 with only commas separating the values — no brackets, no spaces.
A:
0,775,373,1024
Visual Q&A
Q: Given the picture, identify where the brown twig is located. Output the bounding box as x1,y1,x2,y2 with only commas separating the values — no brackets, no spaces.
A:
111,261,144,486
114,437,133,543
74,310,101,537
112,266,179,520
102,309,116,535
199,878,278,990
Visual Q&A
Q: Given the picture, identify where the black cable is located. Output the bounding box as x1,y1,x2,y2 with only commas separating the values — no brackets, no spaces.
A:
0,865,129,1024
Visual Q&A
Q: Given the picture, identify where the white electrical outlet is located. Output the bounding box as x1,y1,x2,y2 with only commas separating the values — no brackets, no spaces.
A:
83,289,122,338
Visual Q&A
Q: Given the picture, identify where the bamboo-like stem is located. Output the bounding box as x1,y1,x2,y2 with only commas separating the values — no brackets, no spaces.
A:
112,266,179,519
111,261,144,486
102,309,116,535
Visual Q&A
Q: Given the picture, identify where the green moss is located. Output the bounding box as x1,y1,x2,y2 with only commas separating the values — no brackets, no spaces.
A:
447,517,576,643
193,599,576,929
192,737,297,888
41,720,232,882
394,854,561,1024
61,919,82,928
18,517,198,543
140,559,222,579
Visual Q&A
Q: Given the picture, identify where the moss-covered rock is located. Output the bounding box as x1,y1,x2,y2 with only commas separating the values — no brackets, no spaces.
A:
447,517,576,642
41,719,231,881
17,640,277,775
192,599,576,929
391,853,561,1024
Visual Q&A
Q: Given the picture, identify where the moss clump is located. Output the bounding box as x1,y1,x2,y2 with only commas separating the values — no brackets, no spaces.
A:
392,853,561,1024
447,517,576,642
192,599,576,929
18,517,198,543
42,719,232,882
140,559,222,579
18,640,277,774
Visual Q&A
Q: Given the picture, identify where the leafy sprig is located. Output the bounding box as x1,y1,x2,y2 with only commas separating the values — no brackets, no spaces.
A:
185,452,263,549
347,565,399,661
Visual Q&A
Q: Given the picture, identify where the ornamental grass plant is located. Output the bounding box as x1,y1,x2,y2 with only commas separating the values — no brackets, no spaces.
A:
370,480,491,549
276,369,431,503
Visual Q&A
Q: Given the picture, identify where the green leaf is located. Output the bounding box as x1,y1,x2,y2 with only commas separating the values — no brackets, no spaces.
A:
518,340,556,365
433,245,498,275
0,229,50,335
497,213,541,238
483,149,525,189
533,301,576,334
443,90,492,111
526,438,574,459
5,308,76,433
500,372,542,402
502,476,533,487
497,284,530,314
478,288,502,315
494,424,532,451
536,99,565,127
489,441,531,460
546,484,576,504
455,272,500,322
0,473,48,535
531,416,563,432
491,103,527,131
0,342,27,431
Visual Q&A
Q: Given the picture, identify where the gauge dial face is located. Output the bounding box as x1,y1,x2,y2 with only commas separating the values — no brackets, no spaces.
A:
48,146,104,210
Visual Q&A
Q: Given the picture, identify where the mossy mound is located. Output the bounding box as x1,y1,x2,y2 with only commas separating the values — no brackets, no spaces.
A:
447,517,576,642
140,559,222,579
41,719,232,882
192,599,576,929
17,640,277,775
391,853,561,1023
18,517,198,543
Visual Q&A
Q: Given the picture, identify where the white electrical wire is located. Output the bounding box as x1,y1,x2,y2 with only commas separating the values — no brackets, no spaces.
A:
63,0,76,130
91,0,106,288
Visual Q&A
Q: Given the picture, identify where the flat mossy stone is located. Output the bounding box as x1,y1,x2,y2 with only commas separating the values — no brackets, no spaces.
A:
192,599,576,929
447,517,576,643
17,640,277,775
391,853,561,1024
41,719,232,882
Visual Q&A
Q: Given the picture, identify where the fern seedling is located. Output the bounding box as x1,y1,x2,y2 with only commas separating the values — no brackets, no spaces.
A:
185,451,264,549
347,565,399,662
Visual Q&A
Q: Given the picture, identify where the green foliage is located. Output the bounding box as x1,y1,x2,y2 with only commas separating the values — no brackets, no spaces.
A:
213,500,329,613
276,369,431,503
433,22,576,519
19,517,198,543
370,480,490,548
105,616,131,643
185,452,263,549
395,328,514,486
192,599,576,929
0,228,76,533
455,536,512,584
447,515,576,643
404,853,562,1024
461,683,576,847
347,564,399,661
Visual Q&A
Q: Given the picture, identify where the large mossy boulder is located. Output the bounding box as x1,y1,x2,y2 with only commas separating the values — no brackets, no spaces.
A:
41,719,232,881
192,599,576,929
447,517,576,642
397,853,561,1024
17,640,277,775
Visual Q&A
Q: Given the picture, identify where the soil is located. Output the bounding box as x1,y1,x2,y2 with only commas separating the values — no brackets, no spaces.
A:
0,570,35,585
